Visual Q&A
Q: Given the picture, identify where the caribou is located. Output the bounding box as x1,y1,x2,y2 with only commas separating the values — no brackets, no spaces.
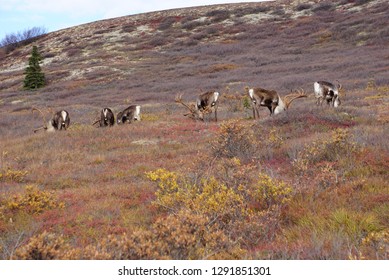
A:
93,108,115,127
175,91,220,122
247,87,307,118
196,91,220,122
116,105,141,124
32,108,70,132
314,80,342,107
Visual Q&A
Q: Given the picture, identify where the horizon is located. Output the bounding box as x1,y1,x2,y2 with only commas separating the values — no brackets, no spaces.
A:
0,0,272,40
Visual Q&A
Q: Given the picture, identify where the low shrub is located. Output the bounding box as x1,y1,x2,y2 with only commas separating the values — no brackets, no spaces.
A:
292,128,362,191
206,10,231,23
312,3,334,13
0,169,28,183
211,120,257,162
253,173,292,210
13,231,71,260
296,3,312,11
359,229,389,259
157,17,177,30
182,20,202,31
121,25,136,33
3,185,64,215
101,210,245,259
293,128,359,176
146,167,291,255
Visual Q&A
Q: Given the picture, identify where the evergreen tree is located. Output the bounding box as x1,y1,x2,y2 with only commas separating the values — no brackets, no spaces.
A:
23,45,45,89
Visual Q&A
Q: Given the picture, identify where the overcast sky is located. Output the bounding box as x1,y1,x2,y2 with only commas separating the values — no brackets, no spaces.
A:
0,0,271,39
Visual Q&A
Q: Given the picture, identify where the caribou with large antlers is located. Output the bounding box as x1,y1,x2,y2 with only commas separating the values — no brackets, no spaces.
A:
314,80,342,107
32,108,70,132
175,91,220,122
196,91,220,122
247,87,307,118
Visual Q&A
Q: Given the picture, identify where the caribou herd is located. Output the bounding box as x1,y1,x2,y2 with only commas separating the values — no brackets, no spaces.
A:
31,80,342,132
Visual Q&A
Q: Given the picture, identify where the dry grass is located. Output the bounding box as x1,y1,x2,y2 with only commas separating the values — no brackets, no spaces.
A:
0,0,388,259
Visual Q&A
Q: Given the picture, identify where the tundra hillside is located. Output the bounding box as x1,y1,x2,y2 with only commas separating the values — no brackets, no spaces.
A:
0,0,388,259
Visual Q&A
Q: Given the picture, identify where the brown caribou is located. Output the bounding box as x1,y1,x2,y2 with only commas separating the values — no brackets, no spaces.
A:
247,87,307,118
32,107,70,132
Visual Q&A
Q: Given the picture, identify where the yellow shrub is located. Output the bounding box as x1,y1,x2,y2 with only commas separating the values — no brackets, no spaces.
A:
146,167,291,251
0,169,28,183
147,168,291,214
141,113,159,121
195,177,244,214
146,168,247,218
5,185,64,215
253,173,292,209
146,168,188,210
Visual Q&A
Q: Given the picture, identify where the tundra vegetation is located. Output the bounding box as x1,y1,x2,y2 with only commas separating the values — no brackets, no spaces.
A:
0,0,388,259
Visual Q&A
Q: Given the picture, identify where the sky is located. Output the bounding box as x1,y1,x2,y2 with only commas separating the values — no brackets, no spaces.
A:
0,0,270,39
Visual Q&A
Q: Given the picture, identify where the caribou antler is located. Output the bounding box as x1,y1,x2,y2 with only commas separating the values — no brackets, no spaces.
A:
175,94,196,113
175,94,203,120
283,88,307,109
92,119,100,126
32,107,47,124
32,107,48,132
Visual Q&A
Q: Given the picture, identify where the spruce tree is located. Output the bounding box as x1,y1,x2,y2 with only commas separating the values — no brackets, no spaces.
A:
23,45,45,89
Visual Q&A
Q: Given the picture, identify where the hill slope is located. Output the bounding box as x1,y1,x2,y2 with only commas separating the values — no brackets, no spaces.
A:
0,0,388,260
1,1,388,102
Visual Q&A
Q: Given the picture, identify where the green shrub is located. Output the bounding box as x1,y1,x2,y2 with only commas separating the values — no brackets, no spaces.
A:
23,46,45,90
